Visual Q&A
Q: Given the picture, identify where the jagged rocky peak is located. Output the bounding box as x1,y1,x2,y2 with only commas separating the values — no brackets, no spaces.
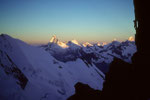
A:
128,36,134,41
83,42,93,47
49,35,69,48
50,35,58,43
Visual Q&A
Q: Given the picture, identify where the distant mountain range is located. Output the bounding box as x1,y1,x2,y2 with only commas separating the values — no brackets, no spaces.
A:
41,35,136,73
0,34,104,100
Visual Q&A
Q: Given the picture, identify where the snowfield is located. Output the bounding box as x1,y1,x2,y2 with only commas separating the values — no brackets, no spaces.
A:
0,34,104,100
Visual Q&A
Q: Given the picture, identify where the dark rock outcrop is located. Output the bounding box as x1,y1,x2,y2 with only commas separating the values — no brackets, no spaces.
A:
67,82,101,100
0,50,28,89
101,58,134,100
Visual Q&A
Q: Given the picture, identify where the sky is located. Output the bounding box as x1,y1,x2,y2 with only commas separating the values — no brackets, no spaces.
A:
0,0,135,44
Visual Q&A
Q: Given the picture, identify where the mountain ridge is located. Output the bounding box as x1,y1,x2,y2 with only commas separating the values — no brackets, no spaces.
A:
48,35,135,48
42,35,136,73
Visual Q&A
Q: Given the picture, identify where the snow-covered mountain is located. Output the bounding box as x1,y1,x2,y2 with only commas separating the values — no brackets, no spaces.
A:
82,42,93,47
0,34,136,100
49,35,69,48
42,36,136,73
0,34,104,100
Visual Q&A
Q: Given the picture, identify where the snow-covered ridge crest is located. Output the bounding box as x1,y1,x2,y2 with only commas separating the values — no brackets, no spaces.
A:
70,39,81,46
83,42,93,47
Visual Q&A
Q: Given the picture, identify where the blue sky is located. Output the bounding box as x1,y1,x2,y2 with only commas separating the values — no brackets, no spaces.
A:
0,0,135,44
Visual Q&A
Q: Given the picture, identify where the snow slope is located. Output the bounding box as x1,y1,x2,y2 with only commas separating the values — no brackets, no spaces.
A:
0,34,104,100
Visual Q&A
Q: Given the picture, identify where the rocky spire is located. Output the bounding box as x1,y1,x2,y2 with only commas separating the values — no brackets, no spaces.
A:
50,35,58,43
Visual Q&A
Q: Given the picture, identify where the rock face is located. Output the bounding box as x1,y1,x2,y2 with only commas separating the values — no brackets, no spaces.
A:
67,82,102,100
0,50,28,89
50,35,58,43
132,0,150,99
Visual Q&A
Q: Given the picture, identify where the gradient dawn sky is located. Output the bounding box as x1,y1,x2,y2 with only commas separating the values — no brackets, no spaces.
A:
0,0,135,44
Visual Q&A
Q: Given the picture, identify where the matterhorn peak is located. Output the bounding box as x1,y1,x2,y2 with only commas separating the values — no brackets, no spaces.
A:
50,35,58,43
83,42,93,47
49,35,68,48
128,36,134,41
